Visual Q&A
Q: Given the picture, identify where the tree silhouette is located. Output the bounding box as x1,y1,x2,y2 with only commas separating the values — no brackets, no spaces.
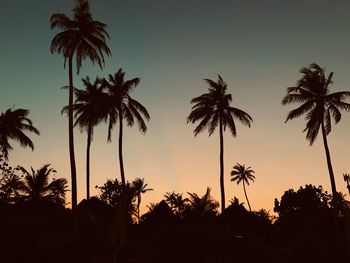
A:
103,69,150,189
20,164,68,204
282,63,350,200
164,191,189,218
132,178,153,223
230,163,255,211
0,108,39,160
187,75,253,213
187,187,219,217
50,0,111,208
67,76,110,200
0,173,25,203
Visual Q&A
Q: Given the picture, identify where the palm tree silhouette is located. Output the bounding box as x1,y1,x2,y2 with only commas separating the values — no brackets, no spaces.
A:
164,191,189,217
103,69,150,189
187,75,253,212
50,0,111,208
0,108,39,160
66,76,109,200
282,63,350,200
187,187,219,217
230,163,255,211
132,178,153,222
0,174,25,203
21,164,68,204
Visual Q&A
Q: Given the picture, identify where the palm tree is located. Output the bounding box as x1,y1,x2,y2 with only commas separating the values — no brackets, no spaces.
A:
21,164,68,204
164,191,189,217
0,174,25,203
187,75,253,212
50,0,111,208
282,63,350,200
0,108,40,160
103,69,150,189
230,163,255,211
67,76,110,200
187,187,219,217
132,178,153,222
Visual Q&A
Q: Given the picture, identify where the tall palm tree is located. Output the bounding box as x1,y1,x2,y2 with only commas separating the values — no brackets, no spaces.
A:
103,69,150,189
21,164,68,204
0,108,40,160
187,75,253,213
282,63,350,200
67,76,110,200
230,163,255,211
132,178,153,222
50,0,111,208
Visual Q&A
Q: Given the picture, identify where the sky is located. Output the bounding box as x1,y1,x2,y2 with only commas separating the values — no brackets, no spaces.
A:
1,0,350,213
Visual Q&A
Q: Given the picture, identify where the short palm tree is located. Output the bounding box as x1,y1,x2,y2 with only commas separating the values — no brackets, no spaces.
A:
187,75,253,212
68,76,110,200
282,63,350,200
21,164,68,204
103,69,150,189
132,178,153,222
0,174,25,203
164,191,189,217
0,108,40,160
187,187,219,217
50,0,111,208
230,163,255,211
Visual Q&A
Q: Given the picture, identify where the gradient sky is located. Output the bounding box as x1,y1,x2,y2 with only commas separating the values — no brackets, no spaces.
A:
1,0,350,213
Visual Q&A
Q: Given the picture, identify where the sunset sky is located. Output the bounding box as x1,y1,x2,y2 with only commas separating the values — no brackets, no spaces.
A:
1,0,350,213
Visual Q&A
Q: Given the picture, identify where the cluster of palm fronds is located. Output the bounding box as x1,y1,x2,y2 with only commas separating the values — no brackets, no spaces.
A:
96,177,152,222
163,187,219,219
0,157,67,205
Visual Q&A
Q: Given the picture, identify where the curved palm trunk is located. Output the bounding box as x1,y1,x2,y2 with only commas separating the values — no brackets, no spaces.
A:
321,121,337,200
86,124,92,200
118,113,126,190
219,117,225,213
68,55,77,209
242,180,251,211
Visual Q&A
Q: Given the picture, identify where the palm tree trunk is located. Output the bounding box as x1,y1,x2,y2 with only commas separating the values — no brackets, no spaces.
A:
137,195,141,223
219,117,225,213
242,180,251,211
86,124,92,200
321,121,337,199
68,55,77,209
118,112,126,190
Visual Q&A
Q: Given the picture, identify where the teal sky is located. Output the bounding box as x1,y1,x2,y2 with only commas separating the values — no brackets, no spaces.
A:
1,0,350,212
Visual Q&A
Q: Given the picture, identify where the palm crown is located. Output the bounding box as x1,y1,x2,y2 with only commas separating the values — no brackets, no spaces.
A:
231,163,256,185
282,63,350,145
187,75,252,136
72,76,110,132
104,69,150,141
50,0,111,72
0,108,40,160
